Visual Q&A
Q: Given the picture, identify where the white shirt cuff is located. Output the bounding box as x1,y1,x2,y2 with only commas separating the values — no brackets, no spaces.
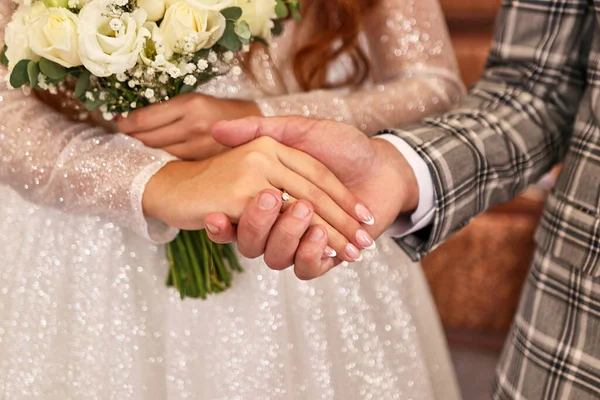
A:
374,134,436,237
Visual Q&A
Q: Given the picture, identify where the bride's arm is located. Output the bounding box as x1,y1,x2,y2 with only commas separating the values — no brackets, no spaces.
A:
0,0,178,243
257,0,465,135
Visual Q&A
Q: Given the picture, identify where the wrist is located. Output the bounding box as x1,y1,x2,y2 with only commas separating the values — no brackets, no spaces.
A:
142,160,206,222
230,100,262,119
372,138,419,214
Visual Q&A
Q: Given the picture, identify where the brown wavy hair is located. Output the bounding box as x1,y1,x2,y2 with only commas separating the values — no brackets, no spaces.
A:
246,0,379,91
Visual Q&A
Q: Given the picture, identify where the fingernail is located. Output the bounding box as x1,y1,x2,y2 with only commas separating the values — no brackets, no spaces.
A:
323,246,337,257
345,243,361,261
355,229,376,250
258,193,278,211
355,204,375,225
292,202,311,219
205,223,219,235
309,226,325,242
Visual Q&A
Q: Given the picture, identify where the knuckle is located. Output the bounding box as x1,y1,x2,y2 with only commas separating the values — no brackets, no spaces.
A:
306,185,324,202
191,94,205,107
192,120,209,134
239,215,265,238
276,220,302,243
241,150,270,169
130,112,145,127
314,161,330,178
264,254,292,271
295,250,317,270
294,264,319,281
237,245,261,259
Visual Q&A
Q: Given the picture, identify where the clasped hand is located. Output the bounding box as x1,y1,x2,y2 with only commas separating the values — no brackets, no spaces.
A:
120,95,418,280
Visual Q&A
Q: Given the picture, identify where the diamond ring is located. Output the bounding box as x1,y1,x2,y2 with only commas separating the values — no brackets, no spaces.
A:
281,190,290,202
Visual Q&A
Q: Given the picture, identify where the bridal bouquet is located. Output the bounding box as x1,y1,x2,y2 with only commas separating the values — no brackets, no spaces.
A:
1,0,300,299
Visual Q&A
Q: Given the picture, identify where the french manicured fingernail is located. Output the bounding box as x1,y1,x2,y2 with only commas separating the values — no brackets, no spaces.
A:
292,202,311,219
258,193,278,211
323,246,337,257
355,204,375,225
345,243,362,261
205,223,219,235
309,226,325,242
356,229,376,250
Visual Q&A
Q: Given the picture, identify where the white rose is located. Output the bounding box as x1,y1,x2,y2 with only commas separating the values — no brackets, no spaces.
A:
141,22,178,70
75,0,94,6
27,3,82,68
78,0,150,77
160,1,226,54
4,5,39,70
138,0,166,22
231,0,276,40
165,0,232,10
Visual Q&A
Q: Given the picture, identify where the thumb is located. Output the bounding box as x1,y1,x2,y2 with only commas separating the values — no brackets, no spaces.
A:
212,116,318,148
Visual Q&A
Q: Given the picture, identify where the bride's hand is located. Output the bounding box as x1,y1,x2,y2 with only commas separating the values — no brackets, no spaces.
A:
142,137,375,262
116,93,261,160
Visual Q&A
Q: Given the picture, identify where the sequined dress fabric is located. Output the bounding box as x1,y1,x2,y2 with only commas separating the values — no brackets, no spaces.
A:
0,0,464,399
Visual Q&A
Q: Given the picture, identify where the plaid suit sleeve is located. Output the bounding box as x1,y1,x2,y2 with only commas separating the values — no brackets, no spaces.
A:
385,0,594,260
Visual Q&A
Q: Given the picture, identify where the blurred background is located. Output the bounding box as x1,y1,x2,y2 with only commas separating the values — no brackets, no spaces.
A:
428,1,560,398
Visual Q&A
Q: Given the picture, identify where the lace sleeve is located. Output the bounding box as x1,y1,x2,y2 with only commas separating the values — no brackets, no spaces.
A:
257,0,465,135
0,1,178,243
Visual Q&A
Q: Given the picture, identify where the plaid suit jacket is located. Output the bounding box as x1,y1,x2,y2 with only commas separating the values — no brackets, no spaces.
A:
387,0,600,398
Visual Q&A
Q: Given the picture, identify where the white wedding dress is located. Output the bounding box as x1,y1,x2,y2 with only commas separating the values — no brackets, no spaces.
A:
0,0,465,399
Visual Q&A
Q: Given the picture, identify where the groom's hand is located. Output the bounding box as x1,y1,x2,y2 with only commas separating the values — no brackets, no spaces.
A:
205,116,420,279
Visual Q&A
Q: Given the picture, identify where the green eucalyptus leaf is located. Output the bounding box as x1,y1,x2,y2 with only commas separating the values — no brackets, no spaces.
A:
217,21,242,51
234,20,251,40
38,58,67,80
84,98,103,111
221,6,242,20
9,59,30,88
74,70,91,98
27,61,40,89
179,84,195,94
0,45,8,68
275,0,289,19
271,20,283,36
290,5,301,21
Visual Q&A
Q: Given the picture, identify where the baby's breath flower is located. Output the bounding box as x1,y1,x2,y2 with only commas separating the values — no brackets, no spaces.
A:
183,75,197,86
168,67,181,78
197,59,209,71
143,88,155,99
185,63,196,74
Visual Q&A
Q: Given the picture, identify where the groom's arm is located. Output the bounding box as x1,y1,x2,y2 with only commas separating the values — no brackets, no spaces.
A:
383,0,593,259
